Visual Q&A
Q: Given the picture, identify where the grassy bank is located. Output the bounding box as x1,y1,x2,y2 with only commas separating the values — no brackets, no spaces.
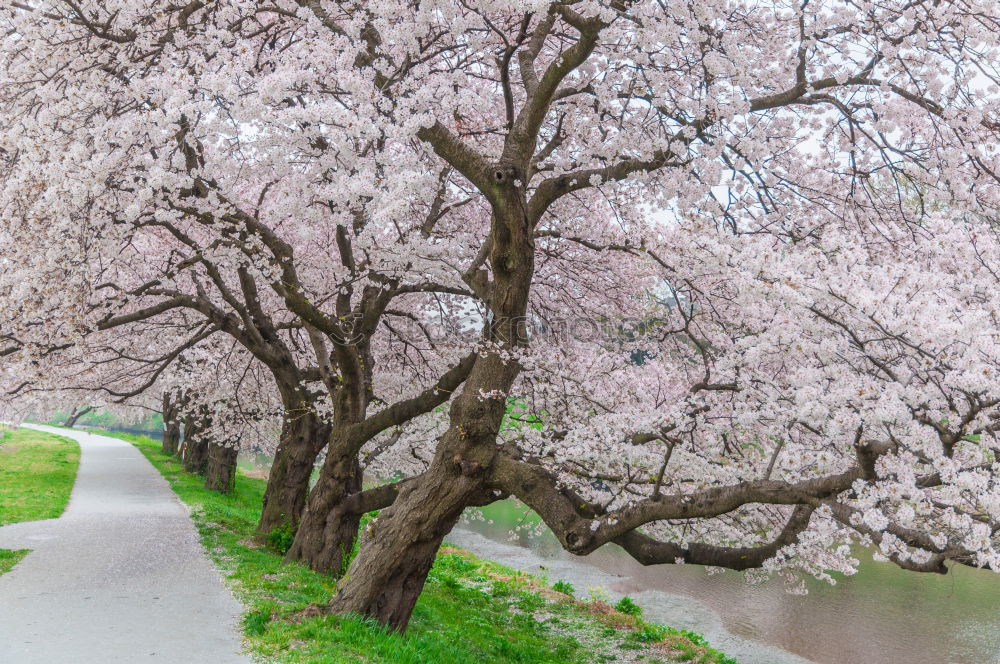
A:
0,425,80,576
100,429,735,664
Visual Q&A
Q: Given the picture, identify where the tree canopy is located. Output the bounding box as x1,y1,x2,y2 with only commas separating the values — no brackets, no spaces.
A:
3,0,1000,632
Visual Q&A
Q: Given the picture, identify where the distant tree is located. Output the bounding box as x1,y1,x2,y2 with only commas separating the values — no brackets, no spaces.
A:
62,405,94,428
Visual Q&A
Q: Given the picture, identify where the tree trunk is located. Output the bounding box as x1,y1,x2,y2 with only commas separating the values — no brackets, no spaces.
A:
257,410,331,535
325,477,480,630
182,414,210,475
284,444,363,575
64,405,94,428
205,442,238,493
325,407,501,630
326,189,534,631
161,393,181,456
326,327,522,629
162,418,181,456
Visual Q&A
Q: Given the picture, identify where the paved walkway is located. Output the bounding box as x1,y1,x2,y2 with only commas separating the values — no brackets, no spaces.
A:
0,425,250,663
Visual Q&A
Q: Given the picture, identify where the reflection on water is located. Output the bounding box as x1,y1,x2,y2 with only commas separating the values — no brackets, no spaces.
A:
459,501,1000,664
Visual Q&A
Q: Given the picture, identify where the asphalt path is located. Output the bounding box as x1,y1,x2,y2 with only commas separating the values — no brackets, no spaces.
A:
0,424,250,663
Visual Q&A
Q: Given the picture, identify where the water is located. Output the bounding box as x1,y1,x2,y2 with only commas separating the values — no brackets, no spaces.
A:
101,426,163,441
456,500,1000,664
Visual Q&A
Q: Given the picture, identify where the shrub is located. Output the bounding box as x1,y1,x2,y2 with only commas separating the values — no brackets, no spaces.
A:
614,596,642,617
267,521,295,554
552,580,575,596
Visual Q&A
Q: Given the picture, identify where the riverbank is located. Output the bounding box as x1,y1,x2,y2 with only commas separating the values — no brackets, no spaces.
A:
464,494,1000,664
0,426,79,576
106,430,736,664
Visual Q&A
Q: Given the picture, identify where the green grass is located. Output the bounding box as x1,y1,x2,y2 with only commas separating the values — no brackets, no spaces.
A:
96,429,736,664
0,549,29,576
0,426,80,526
0,425,80,577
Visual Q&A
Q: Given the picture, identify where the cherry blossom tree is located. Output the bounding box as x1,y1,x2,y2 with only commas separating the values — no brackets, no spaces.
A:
0,0,507,575
290,0,1000,631
6,0,1000,636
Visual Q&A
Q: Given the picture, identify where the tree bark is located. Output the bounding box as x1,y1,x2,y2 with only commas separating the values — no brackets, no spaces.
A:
181,413,210,475
325,458,491,631
325,381,509,630
161,393,181,456
284,444,363,575
64,405,94,428
257,409,331,535
205,442,239,493
279,351,479,570
163,418,181,456
279,330,375,569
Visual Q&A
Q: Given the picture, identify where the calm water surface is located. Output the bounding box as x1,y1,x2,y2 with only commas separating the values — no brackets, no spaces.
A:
460,501,1000,664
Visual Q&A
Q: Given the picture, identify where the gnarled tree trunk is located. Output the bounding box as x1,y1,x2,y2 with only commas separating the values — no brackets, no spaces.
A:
257,408,331,536
64,405,94,428
279,332,377,568
327,195,533,631
326,463,491,630
205,442,239,493
161,393,181,456
181,412,210,475
279,343,479,572
325,383,508,630
284,444,363,575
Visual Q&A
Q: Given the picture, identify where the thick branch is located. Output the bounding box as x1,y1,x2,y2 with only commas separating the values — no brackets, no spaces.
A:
346,352,477,445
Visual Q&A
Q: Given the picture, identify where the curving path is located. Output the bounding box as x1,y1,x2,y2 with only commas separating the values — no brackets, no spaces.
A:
0,424,250,663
